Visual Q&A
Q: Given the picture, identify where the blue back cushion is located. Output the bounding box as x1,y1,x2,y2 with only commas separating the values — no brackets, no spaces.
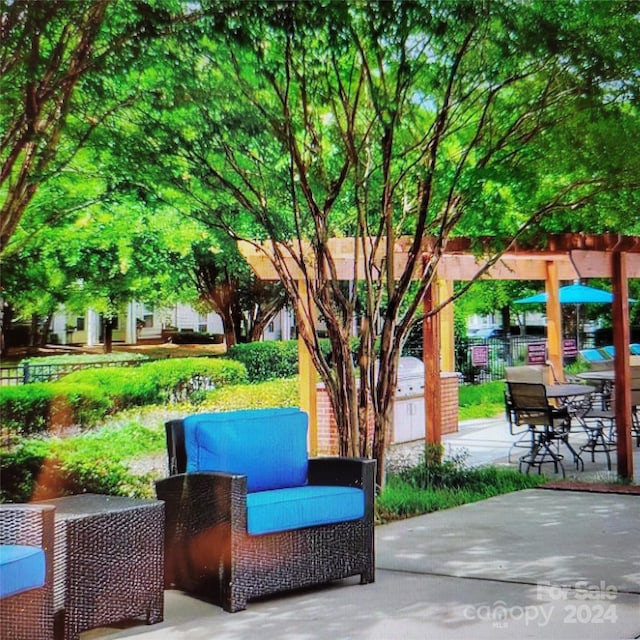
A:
0,545,46,599
184,409,309,492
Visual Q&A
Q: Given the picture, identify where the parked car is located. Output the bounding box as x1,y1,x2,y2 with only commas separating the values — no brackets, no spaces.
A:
468,327,506,340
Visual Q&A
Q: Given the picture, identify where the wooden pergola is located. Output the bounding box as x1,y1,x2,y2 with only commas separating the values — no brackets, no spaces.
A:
241,233,640,480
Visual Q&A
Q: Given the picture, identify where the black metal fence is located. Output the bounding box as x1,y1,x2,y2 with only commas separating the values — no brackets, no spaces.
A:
403,333,595,384
0,359,144,386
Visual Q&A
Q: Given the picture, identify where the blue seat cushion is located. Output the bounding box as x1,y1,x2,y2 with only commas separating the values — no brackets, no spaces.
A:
246,485,365,535
0,545,46,599
184,409,309,492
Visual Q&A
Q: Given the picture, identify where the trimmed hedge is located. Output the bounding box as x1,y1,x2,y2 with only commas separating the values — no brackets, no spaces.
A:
226,339,360,382
0,383,112,438
0,357,247,439
227,340,300,382
21,352,149,366
143,357,247,401
61,367,161,410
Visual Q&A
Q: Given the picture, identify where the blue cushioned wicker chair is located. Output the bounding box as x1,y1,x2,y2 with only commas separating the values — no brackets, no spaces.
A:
0,504,55,640
156,408,376,612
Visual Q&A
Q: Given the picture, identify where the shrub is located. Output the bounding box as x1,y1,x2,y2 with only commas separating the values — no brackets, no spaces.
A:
0,439,49,502
170,331,218,344
0,382,112,439
228,341,299,382
0,423,164,503
0,384,54,437
48,383,112,427
61,367,159,410
144,357,247,401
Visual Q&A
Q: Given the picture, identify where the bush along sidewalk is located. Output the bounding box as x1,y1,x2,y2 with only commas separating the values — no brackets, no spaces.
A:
0,377,301,503
0,357,247,443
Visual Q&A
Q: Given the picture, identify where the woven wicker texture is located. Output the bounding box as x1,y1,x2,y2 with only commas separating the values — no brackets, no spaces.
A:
157,419,376,612
39,494,164,640
0,504,55,640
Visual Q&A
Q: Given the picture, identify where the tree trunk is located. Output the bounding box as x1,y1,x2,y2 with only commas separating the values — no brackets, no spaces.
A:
220,308,237,349
0,303,12,356
103,319,113,354
29,314,40,348
39,313,53,347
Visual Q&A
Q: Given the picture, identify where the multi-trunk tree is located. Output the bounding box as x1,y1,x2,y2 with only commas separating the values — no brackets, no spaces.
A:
158,0,638,485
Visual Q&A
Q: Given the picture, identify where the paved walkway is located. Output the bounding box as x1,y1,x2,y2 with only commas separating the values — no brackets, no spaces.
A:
84,418,640,640
391,415,640,484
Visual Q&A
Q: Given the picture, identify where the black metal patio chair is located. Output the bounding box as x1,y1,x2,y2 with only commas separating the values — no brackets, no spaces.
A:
506,382,583,477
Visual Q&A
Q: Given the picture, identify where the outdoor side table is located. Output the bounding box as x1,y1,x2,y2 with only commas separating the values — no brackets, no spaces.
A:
37,493,164,640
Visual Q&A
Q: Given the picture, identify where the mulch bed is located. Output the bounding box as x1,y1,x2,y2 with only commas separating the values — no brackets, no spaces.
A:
538,481,640,495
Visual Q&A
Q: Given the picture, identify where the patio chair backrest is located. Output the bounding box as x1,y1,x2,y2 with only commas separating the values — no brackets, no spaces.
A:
507,382,555,427
169,409,310,492
504,365,549,384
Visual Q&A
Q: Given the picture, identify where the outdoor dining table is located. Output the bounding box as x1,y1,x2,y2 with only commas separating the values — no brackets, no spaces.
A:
545,383,596,401
576,370,615,382
544,383,597,423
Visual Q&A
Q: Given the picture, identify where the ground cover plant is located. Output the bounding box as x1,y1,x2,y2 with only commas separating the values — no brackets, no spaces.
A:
376,446,546,523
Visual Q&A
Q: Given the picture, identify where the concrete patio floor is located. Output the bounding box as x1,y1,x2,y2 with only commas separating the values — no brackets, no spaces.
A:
83,417,640,640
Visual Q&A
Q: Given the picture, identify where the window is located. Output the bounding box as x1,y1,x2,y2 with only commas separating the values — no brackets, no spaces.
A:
198,313,207,333
142,306,154,328
76,316,85,331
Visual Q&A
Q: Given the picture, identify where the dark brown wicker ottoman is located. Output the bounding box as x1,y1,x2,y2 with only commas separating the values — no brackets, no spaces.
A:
38,493,164,640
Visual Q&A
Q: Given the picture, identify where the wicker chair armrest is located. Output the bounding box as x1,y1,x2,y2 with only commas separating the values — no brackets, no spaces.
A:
155,472,248,593
156,472,248,539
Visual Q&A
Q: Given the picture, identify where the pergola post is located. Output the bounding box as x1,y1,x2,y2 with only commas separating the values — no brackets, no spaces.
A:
296,280,318,455
612,251,633,480
545,260,564,381
423,280,442,446
437,278,455,372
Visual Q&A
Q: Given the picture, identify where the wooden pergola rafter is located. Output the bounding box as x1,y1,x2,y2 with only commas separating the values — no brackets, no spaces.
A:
240,233,640,480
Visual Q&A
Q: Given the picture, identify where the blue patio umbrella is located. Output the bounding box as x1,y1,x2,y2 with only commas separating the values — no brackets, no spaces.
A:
514,283,625,305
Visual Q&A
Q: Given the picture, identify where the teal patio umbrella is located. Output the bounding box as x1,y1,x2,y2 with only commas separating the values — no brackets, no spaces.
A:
514,283,616,305
514,283,635,352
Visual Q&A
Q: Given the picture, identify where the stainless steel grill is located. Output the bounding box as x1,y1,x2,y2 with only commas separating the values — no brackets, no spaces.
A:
393,357,425,443
396,356,425,398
